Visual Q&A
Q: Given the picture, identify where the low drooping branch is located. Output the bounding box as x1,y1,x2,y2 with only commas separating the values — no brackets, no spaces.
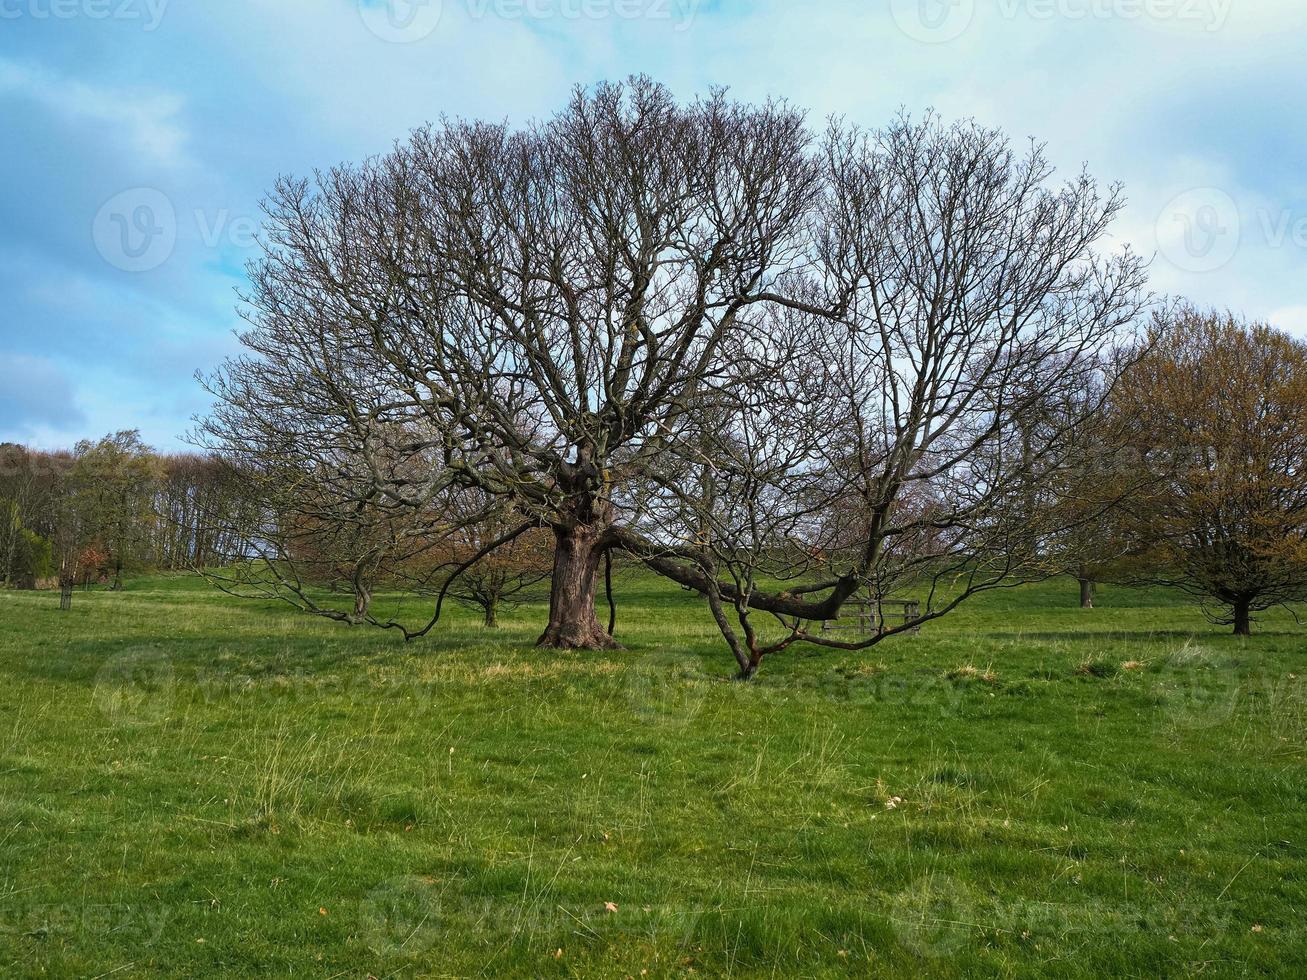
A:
611,525,860,621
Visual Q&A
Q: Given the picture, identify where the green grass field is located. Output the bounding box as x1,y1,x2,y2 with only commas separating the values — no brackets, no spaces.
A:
0,573,1303,977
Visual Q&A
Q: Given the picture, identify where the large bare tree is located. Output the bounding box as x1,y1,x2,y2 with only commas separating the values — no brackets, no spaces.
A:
199,79,1147,666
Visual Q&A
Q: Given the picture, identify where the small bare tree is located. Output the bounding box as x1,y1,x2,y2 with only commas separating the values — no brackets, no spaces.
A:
424,499,553,628
196,444,456,627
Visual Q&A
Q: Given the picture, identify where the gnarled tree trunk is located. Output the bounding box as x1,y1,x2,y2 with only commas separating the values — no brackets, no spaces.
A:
537,452,621,650
351,584,371,624
537,522,619,649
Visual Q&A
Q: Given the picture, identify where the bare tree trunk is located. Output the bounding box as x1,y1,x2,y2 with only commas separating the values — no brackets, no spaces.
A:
604,548,616,637
57,551,74,610
537,523,619,649
352,587,371,624
59,571,73,611
350,564,372,624
484,595,498,629
1079,577,1095,609
1233,597,1252,636
703,582,751,677
1,503,17,589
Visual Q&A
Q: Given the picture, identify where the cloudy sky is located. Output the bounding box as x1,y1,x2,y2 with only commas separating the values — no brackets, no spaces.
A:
2,0,1305,450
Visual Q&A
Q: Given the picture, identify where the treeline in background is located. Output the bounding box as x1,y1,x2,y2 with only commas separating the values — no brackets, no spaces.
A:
0,434,249,602
0,433,552,626
2,310,1306,645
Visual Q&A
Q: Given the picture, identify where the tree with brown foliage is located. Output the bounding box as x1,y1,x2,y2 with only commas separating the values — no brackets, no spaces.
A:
72,431,161,590
1114,309,1307,635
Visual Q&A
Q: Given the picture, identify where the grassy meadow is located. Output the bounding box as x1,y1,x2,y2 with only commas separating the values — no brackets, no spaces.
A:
0,572,1304,977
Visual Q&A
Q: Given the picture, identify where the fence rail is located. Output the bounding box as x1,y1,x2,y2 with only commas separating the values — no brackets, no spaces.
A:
820,598,922,636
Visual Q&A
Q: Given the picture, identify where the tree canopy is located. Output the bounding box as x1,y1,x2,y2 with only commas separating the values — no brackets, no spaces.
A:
198,77,1149,674
1115,308,1307,634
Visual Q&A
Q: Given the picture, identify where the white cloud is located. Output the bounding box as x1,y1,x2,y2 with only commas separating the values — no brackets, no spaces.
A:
3,0,1306,446
1268,306,1307,337
0,57,189,170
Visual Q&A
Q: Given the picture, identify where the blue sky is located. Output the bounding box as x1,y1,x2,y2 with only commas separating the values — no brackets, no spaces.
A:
2,0,1305,451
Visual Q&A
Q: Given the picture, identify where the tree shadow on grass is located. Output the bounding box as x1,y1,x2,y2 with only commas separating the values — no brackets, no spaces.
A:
983,629,1205,644
994,628,1304,644
6,596,549,693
